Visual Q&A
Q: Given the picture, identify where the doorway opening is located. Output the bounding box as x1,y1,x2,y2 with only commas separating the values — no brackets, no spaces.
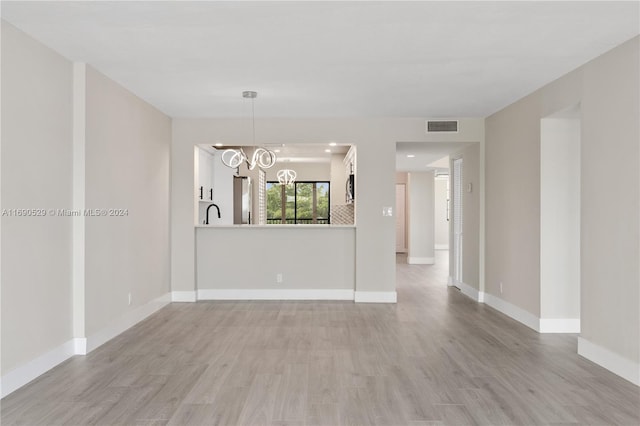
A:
540,104,581,332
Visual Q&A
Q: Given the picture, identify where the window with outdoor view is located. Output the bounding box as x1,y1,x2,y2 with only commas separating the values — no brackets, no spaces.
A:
266,181,330,224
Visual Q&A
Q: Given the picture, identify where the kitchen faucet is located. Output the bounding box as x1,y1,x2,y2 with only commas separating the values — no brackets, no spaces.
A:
205,203,221,224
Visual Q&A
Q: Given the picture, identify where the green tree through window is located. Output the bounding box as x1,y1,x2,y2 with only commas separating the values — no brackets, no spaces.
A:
266,181,330,224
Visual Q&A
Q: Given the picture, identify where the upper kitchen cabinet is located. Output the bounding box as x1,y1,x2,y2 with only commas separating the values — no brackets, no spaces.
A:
197,147,215,202
195,145,235,225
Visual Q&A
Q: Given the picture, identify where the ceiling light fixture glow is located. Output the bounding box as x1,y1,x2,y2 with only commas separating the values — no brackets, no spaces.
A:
407,154,415,158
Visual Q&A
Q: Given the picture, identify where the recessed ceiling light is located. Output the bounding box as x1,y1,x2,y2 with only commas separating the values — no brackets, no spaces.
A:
214,143,223,147
329,142,337,146
325,149,331,153
407,154,415,158
274,149,281,153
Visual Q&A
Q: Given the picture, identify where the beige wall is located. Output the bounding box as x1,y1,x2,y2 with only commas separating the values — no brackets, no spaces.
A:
265,161,330,182
434,177,449,249
485,65,583,316
407,172,435,263
84,66,171,336
486,37,639,365
172,118,485,297
580,37,639,364
1,23,74,374
197,227,355,291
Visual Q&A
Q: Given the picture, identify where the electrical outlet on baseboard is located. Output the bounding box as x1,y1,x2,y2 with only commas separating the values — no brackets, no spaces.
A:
276,273,283,284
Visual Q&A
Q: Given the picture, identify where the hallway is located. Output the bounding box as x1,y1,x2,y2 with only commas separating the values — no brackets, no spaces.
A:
1,252,638,425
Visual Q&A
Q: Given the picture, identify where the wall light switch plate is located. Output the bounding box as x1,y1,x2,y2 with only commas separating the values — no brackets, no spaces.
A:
382,206,393,217
467,183,473,193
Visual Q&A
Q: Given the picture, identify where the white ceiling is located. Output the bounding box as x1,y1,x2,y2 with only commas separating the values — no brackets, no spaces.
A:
2,1,638,119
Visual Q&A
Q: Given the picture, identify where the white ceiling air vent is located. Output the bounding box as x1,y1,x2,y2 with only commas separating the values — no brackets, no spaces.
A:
426,120,458,133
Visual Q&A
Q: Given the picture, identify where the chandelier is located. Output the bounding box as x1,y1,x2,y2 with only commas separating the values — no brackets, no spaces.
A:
221,91,277,170
277,169,297,185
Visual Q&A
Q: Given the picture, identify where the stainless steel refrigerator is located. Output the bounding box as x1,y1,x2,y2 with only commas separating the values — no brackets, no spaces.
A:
233,176,251,224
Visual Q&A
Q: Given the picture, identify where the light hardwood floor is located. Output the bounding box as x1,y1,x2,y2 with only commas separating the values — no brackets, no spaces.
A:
2,251,639,425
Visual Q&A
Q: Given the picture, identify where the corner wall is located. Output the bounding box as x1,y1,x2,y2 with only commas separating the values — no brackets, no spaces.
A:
580,37,639,382
0,23,172,397
486,36,639,384
1,22,74,379
84,66,172,338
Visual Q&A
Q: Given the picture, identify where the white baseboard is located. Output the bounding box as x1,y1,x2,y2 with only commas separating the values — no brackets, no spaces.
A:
197,288,354,301
86,292,170,353
483,293,539,332
452,279,484,303
0,293,170,398
73,337,87,355
172,290,197,302
407,257,435,265
447,276,454,286
1,339,76,398
539,318,580,333
578,337,640,386
354,291,397,303
0,293,171,398
434,244,449,250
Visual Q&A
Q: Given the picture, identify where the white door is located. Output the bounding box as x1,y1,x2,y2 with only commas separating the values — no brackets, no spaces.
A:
452,158,463,283
396,184,406,252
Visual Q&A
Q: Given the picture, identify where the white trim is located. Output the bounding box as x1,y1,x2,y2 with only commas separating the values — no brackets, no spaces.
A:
452,279,484,303
1,340,75,398
172,290,197,302
73,338,87,355
483,293,539,332
86,293,170,353
578,337,640,386
434,244,449,250
354,291,397,303
447,276,455,287
0,293,170,397
197,289,354,301
407,257,434,265
539,318,580,333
